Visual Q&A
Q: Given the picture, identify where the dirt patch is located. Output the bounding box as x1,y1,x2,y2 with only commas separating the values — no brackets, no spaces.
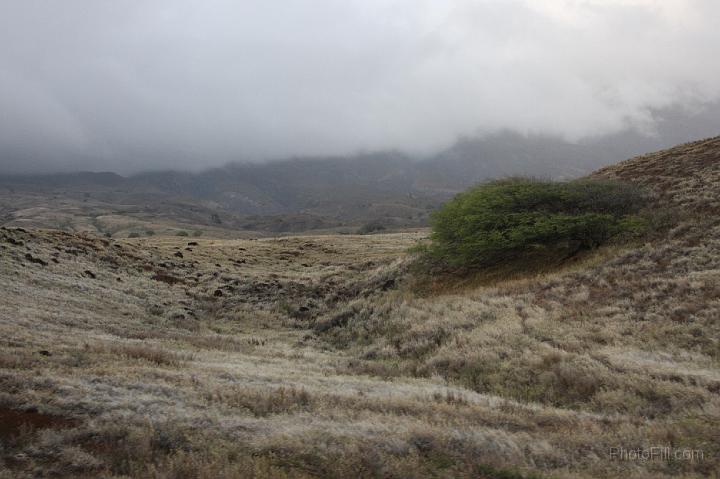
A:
0,407,78,440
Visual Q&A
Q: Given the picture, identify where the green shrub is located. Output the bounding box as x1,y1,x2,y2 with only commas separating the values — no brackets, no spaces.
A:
192,230,204,237
426,178,647,270
176,230,189,237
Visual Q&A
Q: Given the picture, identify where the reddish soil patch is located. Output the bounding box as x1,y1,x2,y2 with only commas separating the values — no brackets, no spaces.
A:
0,407,77,440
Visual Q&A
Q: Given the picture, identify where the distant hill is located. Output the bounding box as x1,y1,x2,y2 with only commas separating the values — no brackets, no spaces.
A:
1,102,719,235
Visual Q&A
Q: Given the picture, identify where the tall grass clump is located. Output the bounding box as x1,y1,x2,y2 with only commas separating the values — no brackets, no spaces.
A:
424,178,647,271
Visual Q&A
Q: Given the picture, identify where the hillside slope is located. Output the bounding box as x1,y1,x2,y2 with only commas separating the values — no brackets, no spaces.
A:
1,138,719,478
594,136,720,213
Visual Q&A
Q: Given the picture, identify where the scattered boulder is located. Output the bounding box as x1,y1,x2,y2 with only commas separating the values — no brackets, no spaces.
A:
174,251,184,258
84,270,96,279
213,289,223,297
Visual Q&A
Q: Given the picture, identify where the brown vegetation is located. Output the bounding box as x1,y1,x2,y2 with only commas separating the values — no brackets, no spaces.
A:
1,138,720,477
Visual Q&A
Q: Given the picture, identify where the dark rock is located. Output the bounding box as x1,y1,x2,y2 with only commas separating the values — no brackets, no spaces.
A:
24,253,48,266
174,251,184,258
99,255,119,267
187,242,199,246
151,273,182,285
84,270,96,279
38,350,51,356
213,289,223,297
4,236,23,246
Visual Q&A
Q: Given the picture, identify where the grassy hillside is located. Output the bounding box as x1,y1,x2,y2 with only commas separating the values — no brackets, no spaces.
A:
1,138,720,478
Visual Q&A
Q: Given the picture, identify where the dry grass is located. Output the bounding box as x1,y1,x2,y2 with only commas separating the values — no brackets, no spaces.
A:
84,342,195,367
2,138,720,478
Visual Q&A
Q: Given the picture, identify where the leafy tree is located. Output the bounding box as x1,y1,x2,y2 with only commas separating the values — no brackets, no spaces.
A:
427,178,646,269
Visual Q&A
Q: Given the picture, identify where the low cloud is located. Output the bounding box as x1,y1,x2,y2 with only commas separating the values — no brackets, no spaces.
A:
1,0,719,173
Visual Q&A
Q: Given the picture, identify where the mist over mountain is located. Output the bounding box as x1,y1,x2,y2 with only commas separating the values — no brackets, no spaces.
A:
7,100,720,189
2,101,718,235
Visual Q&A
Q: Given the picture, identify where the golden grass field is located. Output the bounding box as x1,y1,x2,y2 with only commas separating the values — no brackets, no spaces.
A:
1,138,720,478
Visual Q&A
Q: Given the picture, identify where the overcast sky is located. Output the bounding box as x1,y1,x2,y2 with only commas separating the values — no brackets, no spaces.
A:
1,0,719,174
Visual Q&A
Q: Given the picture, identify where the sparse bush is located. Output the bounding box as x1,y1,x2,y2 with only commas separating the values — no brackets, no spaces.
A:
192,229,203,237
128,232,141,238
145,229,155,236
425,178,647,270
357,221,386,235
176,230,189,237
